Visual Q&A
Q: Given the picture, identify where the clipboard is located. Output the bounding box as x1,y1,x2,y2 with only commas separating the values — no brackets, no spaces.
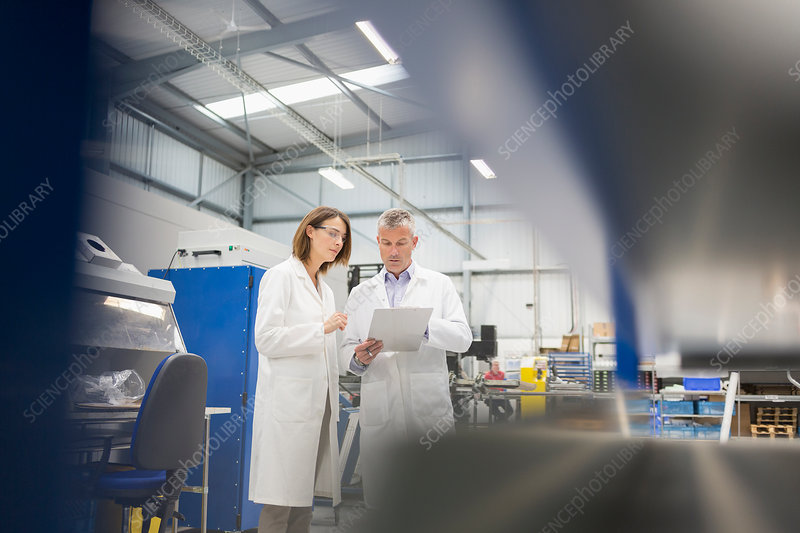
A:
367,307,433,352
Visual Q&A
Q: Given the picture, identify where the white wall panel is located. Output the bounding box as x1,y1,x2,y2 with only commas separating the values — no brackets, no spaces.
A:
416,210,469,273
251,221,298,249
539,272,574,338
198,206,238,226
470,169,515,206
253,171,324,219
470,206,534,268
346,215,381,264
200,155,240,213
147,185,190,205
470,273,535,339
537,232,569,267
109,169,145,190
149,130,200,195
322,165,394,214
110,113,149,174
402,159,463,209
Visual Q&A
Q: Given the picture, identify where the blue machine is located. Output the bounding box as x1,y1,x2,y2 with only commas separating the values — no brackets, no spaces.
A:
149,265,263,531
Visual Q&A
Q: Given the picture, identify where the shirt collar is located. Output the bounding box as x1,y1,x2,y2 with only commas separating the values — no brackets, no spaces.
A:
382,260,415,283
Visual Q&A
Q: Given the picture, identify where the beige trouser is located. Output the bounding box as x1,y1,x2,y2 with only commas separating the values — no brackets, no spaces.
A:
257,504,312,533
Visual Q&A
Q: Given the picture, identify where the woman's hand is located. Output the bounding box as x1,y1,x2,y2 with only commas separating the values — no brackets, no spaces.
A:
354,338,383,366
324,312,348,334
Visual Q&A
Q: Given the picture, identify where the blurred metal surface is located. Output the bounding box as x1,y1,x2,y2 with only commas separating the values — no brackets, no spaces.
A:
364,0,800,373
353,426,799,533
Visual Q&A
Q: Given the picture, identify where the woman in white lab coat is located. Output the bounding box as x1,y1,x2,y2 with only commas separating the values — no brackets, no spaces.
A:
249,206,350,533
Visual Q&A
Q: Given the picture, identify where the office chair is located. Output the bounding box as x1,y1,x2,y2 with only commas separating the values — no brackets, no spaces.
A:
89,352,207,533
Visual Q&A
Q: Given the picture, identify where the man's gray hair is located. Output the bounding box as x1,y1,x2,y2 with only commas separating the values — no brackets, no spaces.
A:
377,208,415,236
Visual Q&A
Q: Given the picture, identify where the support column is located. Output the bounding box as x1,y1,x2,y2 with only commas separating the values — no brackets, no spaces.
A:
242,169,254,230
720,371,740,443
462,153,472,323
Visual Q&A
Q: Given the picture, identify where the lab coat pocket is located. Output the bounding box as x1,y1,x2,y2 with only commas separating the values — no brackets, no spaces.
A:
272,377,313,422
410,372,449,418
360,380,389,427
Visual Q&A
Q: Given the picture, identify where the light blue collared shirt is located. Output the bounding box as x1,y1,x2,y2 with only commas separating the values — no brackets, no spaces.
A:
383,261,415,307
349,262,417,374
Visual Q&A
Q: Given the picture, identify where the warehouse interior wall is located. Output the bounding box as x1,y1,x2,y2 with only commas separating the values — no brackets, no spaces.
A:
97,111,613,360
80,168,238,274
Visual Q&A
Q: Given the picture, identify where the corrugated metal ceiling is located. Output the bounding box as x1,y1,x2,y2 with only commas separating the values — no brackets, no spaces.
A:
90,0,435,166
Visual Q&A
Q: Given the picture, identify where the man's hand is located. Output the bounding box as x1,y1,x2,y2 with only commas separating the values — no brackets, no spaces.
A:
355,338,383,366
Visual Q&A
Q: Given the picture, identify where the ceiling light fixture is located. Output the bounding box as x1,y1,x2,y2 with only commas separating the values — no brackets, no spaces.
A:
356,20,400,65
470,159,497,179
198,64,409,119
318,167,354,190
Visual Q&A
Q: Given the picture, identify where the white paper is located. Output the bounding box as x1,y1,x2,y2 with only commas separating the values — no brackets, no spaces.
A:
367,307,433,352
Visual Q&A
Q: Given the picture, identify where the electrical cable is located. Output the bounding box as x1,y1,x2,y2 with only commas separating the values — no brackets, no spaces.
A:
162,248,186,279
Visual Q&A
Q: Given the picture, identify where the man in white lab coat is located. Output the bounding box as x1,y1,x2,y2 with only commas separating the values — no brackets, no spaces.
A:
340,208,473,506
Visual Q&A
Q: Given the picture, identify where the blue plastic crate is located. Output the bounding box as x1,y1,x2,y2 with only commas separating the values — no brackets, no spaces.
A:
694,425,722,440
627,399,655,413
663,426,694,439
630,423,660,437
696,401,733,415
661,400,695,415
683,377,721,391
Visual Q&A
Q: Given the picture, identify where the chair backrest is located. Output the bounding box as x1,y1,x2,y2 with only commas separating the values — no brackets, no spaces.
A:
131,353,208,471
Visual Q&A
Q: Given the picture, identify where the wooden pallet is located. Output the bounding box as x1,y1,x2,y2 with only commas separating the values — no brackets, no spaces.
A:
756,414,797,425
756,407,797,416
756,407,798,427
750,424,796,438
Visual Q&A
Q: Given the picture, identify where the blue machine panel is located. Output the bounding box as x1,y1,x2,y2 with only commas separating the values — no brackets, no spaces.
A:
150,266,264,531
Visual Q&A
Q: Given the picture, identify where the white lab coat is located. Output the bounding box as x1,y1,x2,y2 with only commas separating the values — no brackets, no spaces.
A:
249,255,341,507
340,263,472,504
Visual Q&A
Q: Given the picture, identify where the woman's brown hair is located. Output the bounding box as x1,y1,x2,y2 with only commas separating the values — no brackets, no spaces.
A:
292,206,352,274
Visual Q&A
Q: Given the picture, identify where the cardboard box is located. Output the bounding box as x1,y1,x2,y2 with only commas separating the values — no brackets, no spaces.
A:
560,334,581,352
730,402,751,437
592,322,615,338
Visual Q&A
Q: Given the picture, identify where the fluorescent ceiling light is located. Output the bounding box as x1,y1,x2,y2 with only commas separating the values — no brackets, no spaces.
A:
470,159,497,179
193,104,223,121
318,167,354,190
200,64,409,119
272,77,339,104
341,64,408,88
356,20,400,65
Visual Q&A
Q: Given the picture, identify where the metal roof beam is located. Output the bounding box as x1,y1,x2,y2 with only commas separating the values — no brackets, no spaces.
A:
264,51,427,109
108,7,361,99
92,37,276,156
241,0,391,131
253,203,516,224
253,119,439,167
158,83,276,154
297,43,391,131
256,153,461,175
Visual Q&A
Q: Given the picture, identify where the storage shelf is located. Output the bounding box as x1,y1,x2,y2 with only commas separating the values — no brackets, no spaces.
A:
734,395,800,402
662,414,725,418
660,390,723,396
659,392,800,402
